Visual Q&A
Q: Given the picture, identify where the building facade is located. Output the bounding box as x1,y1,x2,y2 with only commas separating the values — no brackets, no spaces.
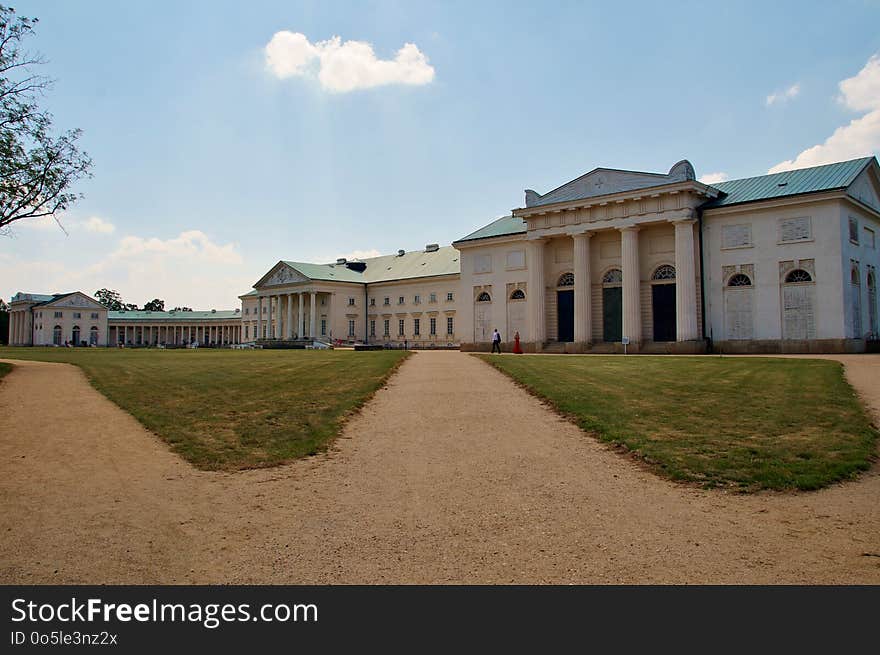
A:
7,293,242,347
7,157,880,353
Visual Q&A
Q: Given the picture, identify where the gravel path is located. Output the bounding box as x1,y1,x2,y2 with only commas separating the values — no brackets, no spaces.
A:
1,352,878,584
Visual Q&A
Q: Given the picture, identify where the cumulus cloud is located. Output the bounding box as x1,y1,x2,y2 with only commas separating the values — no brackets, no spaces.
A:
264,31,435,92
766,83,801,106
769,56,880,173
15,214,114,234
2,229,254,311
82,216,115,234
699,172,729,185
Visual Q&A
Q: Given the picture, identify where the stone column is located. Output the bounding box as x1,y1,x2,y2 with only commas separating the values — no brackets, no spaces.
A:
528,239,546,345
298,292,304,339
309,292,317,338
572,231,593,346
267,296,274,338
620,226,641,346
674,218,699,342
286,293,293,339
257,296,263,340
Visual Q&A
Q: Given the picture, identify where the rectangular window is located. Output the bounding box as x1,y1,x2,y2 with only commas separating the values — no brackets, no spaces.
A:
72,312,80,319
429,292,437,303
398,296,405,305
414,295,421,304
245,308,249,315
348,297,355,306
384,319,390,337
506,250,526,270
370,320,376,337
262,306,267,314
447,316,454,335
721,224,752,249
849,217,859,243
321,319,327,336
446,292,454,301
245,325,249,339
348,320,355,337
370,298,376,306
474,253,492,274
384,297,390,306
90,312,99,320
414,318,420,335
398,319,405,336
54,311,62,318
779,216,812,243
430,317,436,335
866,227,876,249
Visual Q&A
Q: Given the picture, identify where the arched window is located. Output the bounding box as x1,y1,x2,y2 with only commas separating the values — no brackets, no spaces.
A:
71,325,81,345
728,273,752,287
90,326,99,345
53,325,62,346
509,289,526,300
602,268,622,284
557,272,574,287
476,291,492,302
652,265,676,281
851,266,862,338
851,268,860,286
785,269,813,283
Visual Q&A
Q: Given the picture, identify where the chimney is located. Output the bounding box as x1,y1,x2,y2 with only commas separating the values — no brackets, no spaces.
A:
336,257,347,264
424,243,439,253
397,249,405,257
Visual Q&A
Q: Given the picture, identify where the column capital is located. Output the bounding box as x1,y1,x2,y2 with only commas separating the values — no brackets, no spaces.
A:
667,208,697,224
618,224,640,233
568,229,594,239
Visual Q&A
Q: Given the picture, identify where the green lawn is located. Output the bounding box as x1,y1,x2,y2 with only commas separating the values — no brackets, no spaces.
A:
0,361,11,381
477,354,878,491
0,347,408,470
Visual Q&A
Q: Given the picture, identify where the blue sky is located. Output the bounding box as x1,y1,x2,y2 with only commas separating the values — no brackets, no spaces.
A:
4,0,880,308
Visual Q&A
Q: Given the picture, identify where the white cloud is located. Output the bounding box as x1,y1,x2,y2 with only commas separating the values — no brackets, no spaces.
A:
14,214,114,234
766,83,801,106
699,172,729,184
264,31,435,92
82,216,115,234
2,229,255,310
769,56,880,173
837,54,880,112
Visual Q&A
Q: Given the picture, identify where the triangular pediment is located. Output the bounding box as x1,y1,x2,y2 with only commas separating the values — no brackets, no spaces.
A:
525,160,696,208
254,261,310,289
847,160,880,212
44,292,106,310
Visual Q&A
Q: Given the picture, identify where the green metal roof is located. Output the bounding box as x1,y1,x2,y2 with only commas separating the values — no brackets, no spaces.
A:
704,157,875,208
11,292,65,305
108,310,241,321
282,245,461,284
454,215,527,243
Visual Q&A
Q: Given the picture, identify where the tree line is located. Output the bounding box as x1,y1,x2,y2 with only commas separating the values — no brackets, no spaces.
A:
93,289,191,313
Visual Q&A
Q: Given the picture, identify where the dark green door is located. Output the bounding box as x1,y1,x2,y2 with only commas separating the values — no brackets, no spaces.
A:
652,283,676,342
603,287,622,342
557,290,574,342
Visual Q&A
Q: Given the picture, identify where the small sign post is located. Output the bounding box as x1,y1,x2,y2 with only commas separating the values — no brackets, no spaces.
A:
622,336,629,355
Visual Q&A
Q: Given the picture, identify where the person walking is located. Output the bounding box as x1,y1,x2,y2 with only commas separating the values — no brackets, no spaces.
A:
491,328,502,354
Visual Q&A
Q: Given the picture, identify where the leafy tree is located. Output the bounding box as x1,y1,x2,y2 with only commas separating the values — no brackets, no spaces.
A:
122,303,139,311
94,288,123,311
143,298,164,312
0,5,92,235
172,306,193,312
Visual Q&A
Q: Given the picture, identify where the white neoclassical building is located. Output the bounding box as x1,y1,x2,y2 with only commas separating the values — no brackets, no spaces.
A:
453,156,880,353
7,156,880,354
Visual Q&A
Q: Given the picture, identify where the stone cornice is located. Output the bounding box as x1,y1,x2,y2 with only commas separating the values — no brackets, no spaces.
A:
512,180,719,219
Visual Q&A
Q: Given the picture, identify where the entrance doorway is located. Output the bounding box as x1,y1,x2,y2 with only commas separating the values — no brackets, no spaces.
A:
652,284,676,341
603,287,622,342
557,290,574,342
